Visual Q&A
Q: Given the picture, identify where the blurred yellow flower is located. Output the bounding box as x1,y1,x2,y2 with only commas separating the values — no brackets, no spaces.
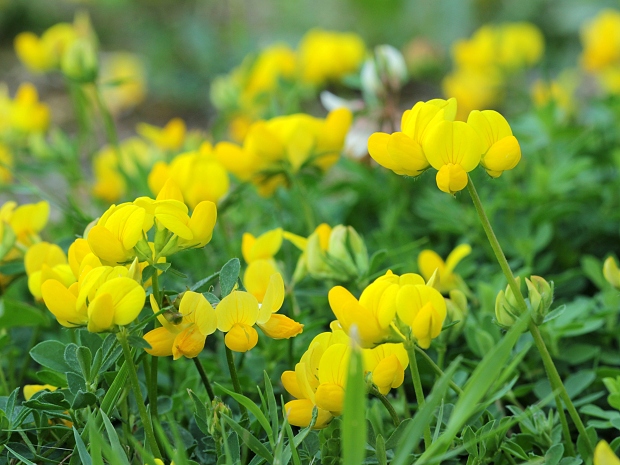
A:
25,242,75,300
580,10,620,73
0,143,13,183
418,244,471,294
298,29,366,85
8,83,50,134
137,118,186,151
363,343,408,395
604,256,620,289
148,141,230,209
100,52,146,114
531,70,578,114
23,384,58,400
14,23,77,73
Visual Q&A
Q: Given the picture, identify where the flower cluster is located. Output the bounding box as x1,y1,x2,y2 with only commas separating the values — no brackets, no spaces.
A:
0,83,50,137
282,322,408,428
211,29,364,141
580,9,620,94
443,22,544,118
329,270,447,349
216,108,352,196
368,98,521,194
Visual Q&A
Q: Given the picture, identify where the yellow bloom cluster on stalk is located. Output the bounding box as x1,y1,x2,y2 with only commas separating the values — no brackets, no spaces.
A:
530,69,578,115
368,98,521,194
330,269,447,350
137,118,187,152
216,108,352,196
283,223,368,283
149,141,230,208
242,228,283,301
99,52,147,115
211,29,364,141
580,9,620,95
443,22,544,118
281,322,408,428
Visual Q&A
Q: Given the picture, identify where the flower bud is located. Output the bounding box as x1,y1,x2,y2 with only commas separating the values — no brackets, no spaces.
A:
361,45,407,101
444,289,468,341
603,257,620,290
134,236,153,263
495,289,516,328
61,38,98,83
526,276,554,325
207,397,232,446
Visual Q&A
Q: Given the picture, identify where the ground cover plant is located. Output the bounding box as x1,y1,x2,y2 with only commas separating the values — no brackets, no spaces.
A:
1,1,620,464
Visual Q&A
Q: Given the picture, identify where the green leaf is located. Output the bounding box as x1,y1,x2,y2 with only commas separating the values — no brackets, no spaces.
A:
0,299,48,328
73,427,93,465
280,405,318,464
101,410,131,465
576,425,597,460
375,434,387,465
392,357,462,465
545,444,564,465
188,389,210,435
30,340,71,373
153,262,171,272
4,445,37,465
219,258,240,297
66,372,86,395
191,271,220,292
76,346,93,382
36,369,67,388
72,391,98,410
215,383,273,441
127,335,152,350
221,413,274,463
384,418,412,449
343,343,366,465
263,371,279,442
0,260,25,276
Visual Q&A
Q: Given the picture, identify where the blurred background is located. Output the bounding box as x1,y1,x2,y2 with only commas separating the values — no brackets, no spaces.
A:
1,0,615,130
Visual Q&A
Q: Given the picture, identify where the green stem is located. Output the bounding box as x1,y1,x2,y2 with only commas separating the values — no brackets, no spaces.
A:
554,392,576,456
193,357,215,401
290,174,316,234
149,271,161,422
225,346,249,423
117,329,161,457
414,346,464,396
405,343,432,448
93,84,120,149
466,176,593,456
369,386,400,426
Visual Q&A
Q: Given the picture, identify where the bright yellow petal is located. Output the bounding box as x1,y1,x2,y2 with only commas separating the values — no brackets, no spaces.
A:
258,314,303,339
144,327,176,357
215,291,259,331
482,136,521,176
417,250,445,283
594,441,620,465
444,244,472,275
282,370,305,399
368,132,401,173
284,399,333,428
315,383,345,415
423,121,482,171
244,259,280,303
87,293,116,333
96,277,146,326
180,291,217,336
436,163,468,194
257,273,285,323
225,323,259,352
41,279,84,327
386,132,428,176
172,326,206,359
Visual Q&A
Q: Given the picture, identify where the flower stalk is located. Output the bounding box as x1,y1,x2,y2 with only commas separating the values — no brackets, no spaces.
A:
405,342,432,449
466,175,593,456
117,328,161,457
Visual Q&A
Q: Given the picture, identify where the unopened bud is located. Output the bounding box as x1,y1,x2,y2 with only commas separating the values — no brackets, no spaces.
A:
603,257,620,290
134,237,153,263
61,38,98,83
526,275,554,325
444,289,468,341
361,45,407,101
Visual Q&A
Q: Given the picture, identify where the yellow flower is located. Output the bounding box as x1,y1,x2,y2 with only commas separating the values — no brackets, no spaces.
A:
442,68,502,120
329,270,425,348
25,242,75,300
282,325,350,428
14,23,77,73
100,52,146,114
9,83,50,134
5,200,50,246
298,29,366,86
241,44,297,104
23,384,57,400
594,441,620,465
395,283,447,349
314,343,350,415
137,118,186,151
467,110,521,178
87,202,152,265
41,264,145,332
417,244,471,294
144,292,217,359
423,119,483,194
242,228,283,263
363,343,409,395
531,70,578,114
368,98,456,177
148,142,230,209
216,272,301,352
580,10,620,73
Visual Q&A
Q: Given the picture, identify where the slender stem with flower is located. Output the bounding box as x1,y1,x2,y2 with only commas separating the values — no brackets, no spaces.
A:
405,342,432,448
466,175,592,456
